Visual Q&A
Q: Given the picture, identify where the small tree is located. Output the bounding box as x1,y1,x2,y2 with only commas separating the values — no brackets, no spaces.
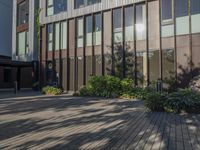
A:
35,8,42,90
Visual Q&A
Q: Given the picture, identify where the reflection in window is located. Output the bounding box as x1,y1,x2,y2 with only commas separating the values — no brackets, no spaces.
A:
47,24,53,51
125,6,134,42
113,8,123,43
47,0,67,16
136,51,147,86
162,49,175,80
17,31,29,56
94,13,102,45
61,21,67,49
136,4,146,40
149,50,160,82
77,18,84,48
86,16,92,46
17,0,29,25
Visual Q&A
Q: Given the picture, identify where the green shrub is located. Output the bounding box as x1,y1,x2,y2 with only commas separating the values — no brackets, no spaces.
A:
79,86,93,96
42,86,62,95
121,78,134,93
79,75,122,98
144,92,167,111
164,88,200,113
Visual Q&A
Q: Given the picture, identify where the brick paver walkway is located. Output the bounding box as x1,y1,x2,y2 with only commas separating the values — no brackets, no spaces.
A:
0,94,200,150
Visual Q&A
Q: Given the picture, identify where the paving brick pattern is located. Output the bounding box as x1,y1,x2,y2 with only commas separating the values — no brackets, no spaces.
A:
0,95,200,150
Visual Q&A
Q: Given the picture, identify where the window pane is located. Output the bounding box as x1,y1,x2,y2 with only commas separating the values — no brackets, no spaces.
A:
136,51,147,86
75,0,84,8
136,4,146,40
94,13,102,45
61,21,67,49
86,16,92,46
191,0,200,15
17,1,29,25
161,0,172,21
162,49,175,80
149,50,160,82
175,0,189,35
191,0,200,33
77,18,83,48
113,8,122,43
175,0,188,17
17,31,26,56
47,0,67,16
125,6,134,42
54,0,67,14
47,24,53,51
75,0,101,9
47,0,54,16
162,24,174,37
55,23,60,50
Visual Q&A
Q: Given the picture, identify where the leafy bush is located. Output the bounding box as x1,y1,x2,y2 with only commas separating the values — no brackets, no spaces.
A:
42,86,62,95
164,88,200,113
144,92,167,111
79,86,93,96
121,78,134,93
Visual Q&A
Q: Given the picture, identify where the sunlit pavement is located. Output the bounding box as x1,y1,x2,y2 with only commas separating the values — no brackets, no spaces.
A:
0,94,200,150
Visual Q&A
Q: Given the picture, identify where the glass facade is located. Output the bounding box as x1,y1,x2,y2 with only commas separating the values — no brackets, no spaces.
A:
43,0,200,91
47,0,67,16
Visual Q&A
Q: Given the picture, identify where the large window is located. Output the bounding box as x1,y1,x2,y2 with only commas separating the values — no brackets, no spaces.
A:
17,0,29,26
113,8,123,43
17,31,29,56
191,0,200,33
61,21,67,49
86,16,93,46
135,4,146,40
47,24,53,51
94,13,102,45
125,6,134,42
47,0,67,16
77,18,84,48
75,0,101,9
